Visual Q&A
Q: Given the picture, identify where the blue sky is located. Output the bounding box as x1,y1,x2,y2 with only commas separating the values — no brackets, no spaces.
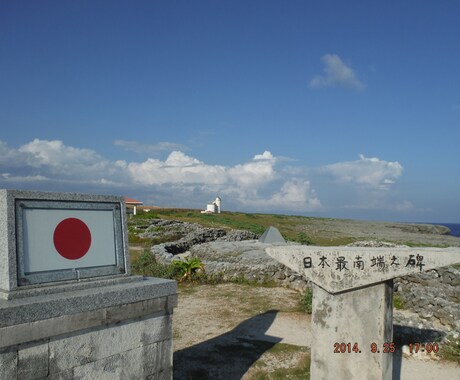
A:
1,1,460,222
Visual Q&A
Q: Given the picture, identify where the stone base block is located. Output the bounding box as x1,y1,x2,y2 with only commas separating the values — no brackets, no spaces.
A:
0,277,177,379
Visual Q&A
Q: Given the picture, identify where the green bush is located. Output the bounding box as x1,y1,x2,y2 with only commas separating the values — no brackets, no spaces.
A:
393,293,405,310
172,257,205,282
131,250,176,279
438,333,460,364
295,232,314,245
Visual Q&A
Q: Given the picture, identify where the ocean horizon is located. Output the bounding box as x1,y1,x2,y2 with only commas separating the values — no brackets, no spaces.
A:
430,223,460,238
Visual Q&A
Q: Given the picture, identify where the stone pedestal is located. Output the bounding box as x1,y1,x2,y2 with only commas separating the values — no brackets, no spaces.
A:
0,276,177,380
311,282,393,380
266,245,460,379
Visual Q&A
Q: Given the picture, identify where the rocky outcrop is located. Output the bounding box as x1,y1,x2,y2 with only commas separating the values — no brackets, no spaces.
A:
395,267,460,332
387,223,451,235
147,220,460,333
147,219,259,262
347,241,460,332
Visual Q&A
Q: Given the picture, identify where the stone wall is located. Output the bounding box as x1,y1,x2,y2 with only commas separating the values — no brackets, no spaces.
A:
150,227,460,332
0,277,177,380
1,315,172,380
395,267,460,331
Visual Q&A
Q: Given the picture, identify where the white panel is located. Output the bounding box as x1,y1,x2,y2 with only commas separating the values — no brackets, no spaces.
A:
23,209,116,273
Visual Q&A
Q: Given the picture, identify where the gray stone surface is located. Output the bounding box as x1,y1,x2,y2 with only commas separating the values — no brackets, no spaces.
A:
259,226,286,244
72,340,172,380
0,189,16,293
311,282,393,380
0,278,177,348
1,282,176,379
266,245,460,293
266,244,460,380
0,347,16,379
3,317,173,380
18,341,49,380
49,314,171,373
0,276,176,328
395,267,460,330
0,189,130,294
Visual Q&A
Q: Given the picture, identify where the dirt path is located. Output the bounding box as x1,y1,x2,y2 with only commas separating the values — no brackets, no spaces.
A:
173,283,460,379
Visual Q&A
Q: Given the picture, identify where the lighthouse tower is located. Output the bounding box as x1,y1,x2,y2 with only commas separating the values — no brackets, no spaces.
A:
214,197,221,213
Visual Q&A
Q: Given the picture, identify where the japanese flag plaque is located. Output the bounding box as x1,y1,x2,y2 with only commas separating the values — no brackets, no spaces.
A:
0,189,129,292
0,189,177,379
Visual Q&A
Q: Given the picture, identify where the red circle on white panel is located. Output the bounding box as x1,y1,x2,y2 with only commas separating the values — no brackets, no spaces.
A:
53,218,92,260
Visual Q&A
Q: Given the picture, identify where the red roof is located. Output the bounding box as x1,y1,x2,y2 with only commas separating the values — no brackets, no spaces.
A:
124,197,143,205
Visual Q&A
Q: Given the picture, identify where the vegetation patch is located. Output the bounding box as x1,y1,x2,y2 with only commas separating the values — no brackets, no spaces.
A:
131,250,176,279
393,293,405,310
302,289,313,314
438,333,460,364
248,343,311,380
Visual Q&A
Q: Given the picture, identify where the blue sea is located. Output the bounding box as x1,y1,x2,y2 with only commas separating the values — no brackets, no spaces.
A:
432,223,460,238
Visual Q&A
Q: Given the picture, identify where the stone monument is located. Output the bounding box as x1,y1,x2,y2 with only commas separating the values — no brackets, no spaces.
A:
0,189,177,379
266,245,460,380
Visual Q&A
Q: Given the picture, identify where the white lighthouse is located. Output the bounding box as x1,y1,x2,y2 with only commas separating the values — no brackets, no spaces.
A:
201,196,222,214
214,196,221,213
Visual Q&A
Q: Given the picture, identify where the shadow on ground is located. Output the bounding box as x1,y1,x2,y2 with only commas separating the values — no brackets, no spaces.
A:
173,310,282,380
392,324,445,380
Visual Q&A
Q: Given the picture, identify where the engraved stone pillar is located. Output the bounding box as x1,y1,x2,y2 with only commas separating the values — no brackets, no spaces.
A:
311,282,393,380
266,245,460,380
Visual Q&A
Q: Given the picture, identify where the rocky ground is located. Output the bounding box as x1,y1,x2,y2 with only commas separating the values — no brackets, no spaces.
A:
296,218,460,247
132,217,460,376
173,283,460,379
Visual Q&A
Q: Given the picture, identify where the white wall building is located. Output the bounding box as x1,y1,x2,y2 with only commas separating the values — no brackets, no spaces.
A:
201,197,221,214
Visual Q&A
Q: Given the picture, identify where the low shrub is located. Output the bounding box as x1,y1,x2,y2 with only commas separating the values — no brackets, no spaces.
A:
172,257,205,282
393,293,405,310
131,250,176,279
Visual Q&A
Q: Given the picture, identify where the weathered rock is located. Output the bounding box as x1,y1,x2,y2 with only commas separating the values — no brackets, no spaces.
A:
148,224,460,334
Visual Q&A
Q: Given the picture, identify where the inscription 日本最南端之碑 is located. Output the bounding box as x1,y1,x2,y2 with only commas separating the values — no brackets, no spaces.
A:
267,245,460,294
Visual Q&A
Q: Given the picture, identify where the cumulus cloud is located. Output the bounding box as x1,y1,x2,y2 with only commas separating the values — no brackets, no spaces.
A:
0,139,321,213
127,151,228,186
309,54,366,90
0,139,411,215
324,154,403,190
236,179,321,212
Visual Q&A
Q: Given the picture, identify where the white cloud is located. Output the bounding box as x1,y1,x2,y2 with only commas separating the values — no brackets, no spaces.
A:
254,151,275,160
309,54,366,90
324,154,403,190
127,151,228,186
239,179,322,212
228,151,277,190
0,139,412,216
0,139,321,213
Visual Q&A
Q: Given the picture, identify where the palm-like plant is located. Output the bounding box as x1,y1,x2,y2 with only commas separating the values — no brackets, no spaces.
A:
172,257,205,281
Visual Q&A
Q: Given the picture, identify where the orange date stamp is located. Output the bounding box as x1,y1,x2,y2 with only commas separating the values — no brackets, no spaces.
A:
333,342,396,353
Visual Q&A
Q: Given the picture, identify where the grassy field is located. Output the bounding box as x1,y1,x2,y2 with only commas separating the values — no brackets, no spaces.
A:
128,207,460,248
129,208,357,246
128,209,460,366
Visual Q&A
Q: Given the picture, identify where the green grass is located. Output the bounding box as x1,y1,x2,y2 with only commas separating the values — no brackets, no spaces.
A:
401,241,450,248
130,209,354,246
393,293,405,310
438,333,460,364
302,289,313,314
130,208,460,248
249,343,311,380
130,250,176,279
